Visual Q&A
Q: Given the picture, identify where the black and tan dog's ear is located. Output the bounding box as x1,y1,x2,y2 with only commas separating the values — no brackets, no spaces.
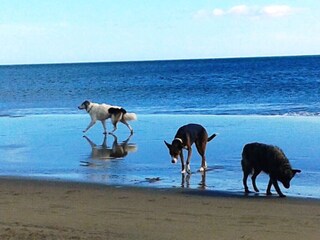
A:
292,169,301,176
164,141,171,149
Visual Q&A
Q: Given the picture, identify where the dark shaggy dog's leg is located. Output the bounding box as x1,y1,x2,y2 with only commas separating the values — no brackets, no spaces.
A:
270,177,286,197
267,179,273,195
243,171,250,193
241,158,251,193
251,170,261,192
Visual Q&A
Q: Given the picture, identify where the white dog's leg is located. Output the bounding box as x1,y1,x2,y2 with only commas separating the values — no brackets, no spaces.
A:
111,115,120,133
83,120,96,133
111,125,117,133
101,120,107,134
121,119,133,133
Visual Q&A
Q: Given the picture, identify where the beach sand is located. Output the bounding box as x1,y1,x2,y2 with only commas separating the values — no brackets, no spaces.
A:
0,178,319,240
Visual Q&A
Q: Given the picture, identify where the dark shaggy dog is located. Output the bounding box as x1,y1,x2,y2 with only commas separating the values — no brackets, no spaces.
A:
241,142,301,197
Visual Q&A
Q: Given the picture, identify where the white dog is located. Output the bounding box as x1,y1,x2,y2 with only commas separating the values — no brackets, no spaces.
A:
78,100,137,134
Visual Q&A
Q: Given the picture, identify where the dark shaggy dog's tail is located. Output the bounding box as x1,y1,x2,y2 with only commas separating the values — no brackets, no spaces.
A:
207,133,217,142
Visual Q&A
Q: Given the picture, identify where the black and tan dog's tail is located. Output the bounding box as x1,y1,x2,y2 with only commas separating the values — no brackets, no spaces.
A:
207,133,217,142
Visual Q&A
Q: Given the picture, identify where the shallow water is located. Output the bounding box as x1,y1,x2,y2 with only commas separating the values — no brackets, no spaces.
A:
0,114,319,199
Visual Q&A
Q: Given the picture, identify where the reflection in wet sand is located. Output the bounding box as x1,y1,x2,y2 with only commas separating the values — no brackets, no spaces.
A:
81,133,137,166
181,171,207,190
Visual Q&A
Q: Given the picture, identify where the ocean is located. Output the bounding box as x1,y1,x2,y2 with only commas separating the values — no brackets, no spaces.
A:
0,56,319,198
1,55,320,116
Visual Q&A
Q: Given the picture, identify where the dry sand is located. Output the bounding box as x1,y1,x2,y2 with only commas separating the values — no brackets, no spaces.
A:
0,178,319,240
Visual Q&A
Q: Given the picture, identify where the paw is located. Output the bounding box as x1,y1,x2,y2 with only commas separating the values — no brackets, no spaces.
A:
181,169,186,174
186,165,191,174
199,167,205,172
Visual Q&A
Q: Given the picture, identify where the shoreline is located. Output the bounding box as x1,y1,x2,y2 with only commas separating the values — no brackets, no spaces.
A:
0,175,318,201
2,112,320,118
0,177,319,240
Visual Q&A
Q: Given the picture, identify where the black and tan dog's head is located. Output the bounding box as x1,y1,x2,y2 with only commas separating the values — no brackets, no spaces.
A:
164,139,183,164
78,100,91,111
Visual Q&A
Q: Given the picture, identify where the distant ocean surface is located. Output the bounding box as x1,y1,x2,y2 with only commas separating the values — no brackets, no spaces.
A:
1,55,320,116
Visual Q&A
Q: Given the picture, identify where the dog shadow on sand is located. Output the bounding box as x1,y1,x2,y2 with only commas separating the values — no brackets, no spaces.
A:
80,133,137,166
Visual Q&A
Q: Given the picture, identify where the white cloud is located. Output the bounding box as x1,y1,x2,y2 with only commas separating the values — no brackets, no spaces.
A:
261,5,294,17
194,4,300,19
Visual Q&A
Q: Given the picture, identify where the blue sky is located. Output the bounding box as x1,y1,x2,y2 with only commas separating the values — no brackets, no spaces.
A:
0,0,320,64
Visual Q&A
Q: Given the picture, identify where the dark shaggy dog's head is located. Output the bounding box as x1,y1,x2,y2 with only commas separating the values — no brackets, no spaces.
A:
278,168,301,188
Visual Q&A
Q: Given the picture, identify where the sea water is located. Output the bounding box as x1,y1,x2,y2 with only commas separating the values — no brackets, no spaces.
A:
0,56,319,198
1,56,320,116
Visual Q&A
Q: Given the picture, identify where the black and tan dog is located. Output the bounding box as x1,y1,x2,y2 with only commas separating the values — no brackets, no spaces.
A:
241,142,301,197
164,124,217,174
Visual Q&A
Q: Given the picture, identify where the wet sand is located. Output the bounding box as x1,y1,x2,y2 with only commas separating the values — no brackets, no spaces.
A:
0,177,319,240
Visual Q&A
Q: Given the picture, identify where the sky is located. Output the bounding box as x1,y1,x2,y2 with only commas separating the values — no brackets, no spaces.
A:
0,0,320,65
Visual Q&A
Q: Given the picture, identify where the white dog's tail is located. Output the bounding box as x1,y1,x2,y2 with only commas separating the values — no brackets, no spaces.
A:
124,112,137,121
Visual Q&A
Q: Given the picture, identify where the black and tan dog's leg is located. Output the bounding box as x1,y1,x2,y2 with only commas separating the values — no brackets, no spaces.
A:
180,152,185,174
196,141,207,172
185,147,192,174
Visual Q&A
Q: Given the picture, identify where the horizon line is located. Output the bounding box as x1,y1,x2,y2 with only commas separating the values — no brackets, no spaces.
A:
1,53,319,67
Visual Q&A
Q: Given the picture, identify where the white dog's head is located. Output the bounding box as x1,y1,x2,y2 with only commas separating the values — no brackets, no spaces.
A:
78,100,91,111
